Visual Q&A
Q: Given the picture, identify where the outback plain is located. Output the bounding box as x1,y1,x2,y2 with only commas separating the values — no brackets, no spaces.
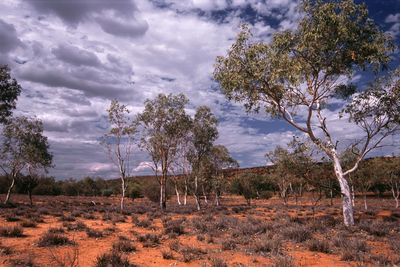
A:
1,192,399,267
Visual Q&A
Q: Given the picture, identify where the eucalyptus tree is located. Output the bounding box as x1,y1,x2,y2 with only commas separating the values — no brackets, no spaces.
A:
170,112,193,205
353,159,382,210
230,171,264,205
137,93,191,210
286,137,316,205
189,106,219,210
1,116,53,204
0,65,21,124
384,157,400,209
209,145,238,206
100,99,137,211
214,0,399,226
266,146,294,205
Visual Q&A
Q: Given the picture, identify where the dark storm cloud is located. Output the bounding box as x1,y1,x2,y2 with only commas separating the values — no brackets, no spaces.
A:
24,0,137,26
19,66,132,98
0,19,23,53
96,17,149,38
52,44,101,67
24,0,149,38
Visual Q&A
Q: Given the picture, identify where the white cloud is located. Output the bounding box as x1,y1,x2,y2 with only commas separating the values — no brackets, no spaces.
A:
385,13,400,37
0,0,397,179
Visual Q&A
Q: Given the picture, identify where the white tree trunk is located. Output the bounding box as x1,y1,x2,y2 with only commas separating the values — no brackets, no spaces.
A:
4,177,15,205
175,182,181,205
332,155,354,226
351,185,355,207
363,194,368,210
184,180,188,206
215,192,220,206
202,185,208,204
194,175,201,211
392,186,399,208
120,177,125,211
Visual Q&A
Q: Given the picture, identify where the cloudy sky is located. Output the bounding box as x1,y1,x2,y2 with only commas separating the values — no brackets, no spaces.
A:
0,0,399,180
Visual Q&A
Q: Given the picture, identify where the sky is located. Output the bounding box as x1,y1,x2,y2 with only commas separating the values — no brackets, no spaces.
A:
0,0,399,180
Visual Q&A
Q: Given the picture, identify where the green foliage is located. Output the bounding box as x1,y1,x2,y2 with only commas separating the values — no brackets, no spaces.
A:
127,179,143,200
1,116,53,176
189,106,219,167
230,171,267,204
0,65,21,124
32,177,61,195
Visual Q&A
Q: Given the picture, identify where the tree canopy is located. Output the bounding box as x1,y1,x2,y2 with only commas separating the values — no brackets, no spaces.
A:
0,65,21,124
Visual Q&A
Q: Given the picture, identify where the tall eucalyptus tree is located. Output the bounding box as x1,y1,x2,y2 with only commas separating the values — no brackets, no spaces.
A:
189,106,219,210
137,93,190,210
214,0,399,226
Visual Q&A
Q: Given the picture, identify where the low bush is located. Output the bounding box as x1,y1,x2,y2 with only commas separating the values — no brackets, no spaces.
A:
271,254,295,267
0,225,24,237
86,228,103,238
48,227,65,233
137,233,161,247
307,238,330,253
252,236,281,255
210,257,228,267
112,240,136,253
21,219,37,228
5,213,20,222
282,225,312,243
180,245,207,262
0,244,12,256
136,218,152,228
391,240,400,253
65,221,87,231
94,251,136,267
59,215,76,222
37,232,74,247
333,236,369,262
161,249,174,259
163,219,185,235
221,239,237,250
